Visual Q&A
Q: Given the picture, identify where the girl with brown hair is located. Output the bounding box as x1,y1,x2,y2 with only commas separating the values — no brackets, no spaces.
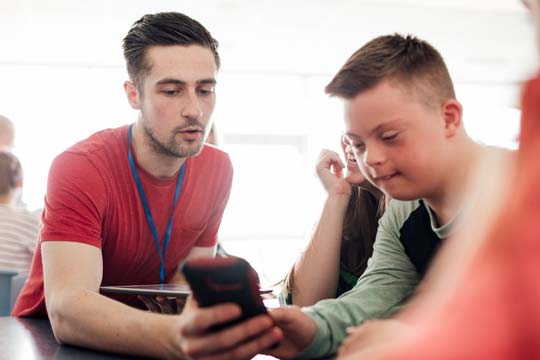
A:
282,139,385,306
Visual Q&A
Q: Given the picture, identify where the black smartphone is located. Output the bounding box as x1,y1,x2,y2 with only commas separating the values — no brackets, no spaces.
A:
181,256,268,330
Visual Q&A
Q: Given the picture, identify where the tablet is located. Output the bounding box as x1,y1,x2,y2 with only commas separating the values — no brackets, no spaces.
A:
100,284,273,297
100,284,191,297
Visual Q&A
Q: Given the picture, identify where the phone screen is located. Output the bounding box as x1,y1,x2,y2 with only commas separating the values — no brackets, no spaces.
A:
181,256,268,329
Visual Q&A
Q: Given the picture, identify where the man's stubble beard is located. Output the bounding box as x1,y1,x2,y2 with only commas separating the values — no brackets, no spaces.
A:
142,118,205,159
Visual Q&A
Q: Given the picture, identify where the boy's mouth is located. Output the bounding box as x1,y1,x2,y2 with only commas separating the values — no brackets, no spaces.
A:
373,172,399,182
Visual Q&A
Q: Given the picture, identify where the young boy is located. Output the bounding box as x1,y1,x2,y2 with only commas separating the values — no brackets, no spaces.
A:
337,0,540,358
255,33,508,360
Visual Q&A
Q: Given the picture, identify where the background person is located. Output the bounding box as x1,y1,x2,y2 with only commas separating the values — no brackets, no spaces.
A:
0,151,39,274
0,115,15,152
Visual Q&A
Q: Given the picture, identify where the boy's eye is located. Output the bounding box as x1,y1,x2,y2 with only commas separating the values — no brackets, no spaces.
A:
381,132,398,141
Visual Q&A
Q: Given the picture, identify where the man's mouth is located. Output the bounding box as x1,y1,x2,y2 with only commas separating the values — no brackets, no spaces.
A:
179,126,203,134
176,126,204,142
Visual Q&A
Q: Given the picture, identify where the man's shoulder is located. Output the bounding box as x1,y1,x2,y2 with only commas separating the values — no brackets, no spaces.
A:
53,126,127,165
48,126,128,182
192,144,232,169
197,143,230,159
65,126,127,156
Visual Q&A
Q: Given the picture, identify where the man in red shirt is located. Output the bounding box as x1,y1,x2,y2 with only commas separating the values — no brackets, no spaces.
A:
12,12,283,359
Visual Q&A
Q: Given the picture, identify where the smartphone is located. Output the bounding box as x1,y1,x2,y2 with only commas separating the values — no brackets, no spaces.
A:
181,256,268,330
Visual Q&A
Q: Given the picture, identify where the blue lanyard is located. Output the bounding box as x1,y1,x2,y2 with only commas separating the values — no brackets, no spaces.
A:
127,125,185,283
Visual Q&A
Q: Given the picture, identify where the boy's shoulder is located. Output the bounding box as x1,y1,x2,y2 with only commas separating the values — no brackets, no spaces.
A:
386,199,422,218
379,199,423,232
481,145,515,159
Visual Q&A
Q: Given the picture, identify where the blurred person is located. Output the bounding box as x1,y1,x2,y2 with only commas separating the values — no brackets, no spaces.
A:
9,12,283,360
0,114,27,208
0,151,39,274
281,142,385,306
337,1,540,359
0,115,15,152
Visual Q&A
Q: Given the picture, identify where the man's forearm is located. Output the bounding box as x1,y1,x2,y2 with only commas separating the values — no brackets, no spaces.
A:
48,289,179,358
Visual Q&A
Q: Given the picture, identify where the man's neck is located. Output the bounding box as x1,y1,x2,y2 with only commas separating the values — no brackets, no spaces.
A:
424,138,484,226
131,123,186,179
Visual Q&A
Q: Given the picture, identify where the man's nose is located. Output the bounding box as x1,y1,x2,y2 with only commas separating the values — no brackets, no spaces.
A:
182,90,203,120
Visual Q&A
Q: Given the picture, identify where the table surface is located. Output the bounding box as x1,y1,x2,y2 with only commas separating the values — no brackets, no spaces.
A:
0,316,279,360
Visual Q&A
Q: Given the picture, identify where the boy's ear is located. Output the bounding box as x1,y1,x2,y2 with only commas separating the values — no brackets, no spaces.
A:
124,81,141,110
441,99,463,138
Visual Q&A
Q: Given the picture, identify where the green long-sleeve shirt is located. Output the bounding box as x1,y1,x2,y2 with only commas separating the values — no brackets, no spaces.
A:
297,199,456,359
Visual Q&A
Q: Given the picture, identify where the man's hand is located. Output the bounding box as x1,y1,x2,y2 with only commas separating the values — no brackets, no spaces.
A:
337,319,410,358
263,306,317,359
173,299,283,360
138,296,187,314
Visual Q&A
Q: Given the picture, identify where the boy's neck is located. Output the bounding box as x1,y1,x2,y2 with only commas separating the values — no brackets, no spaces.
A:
424,138,484,226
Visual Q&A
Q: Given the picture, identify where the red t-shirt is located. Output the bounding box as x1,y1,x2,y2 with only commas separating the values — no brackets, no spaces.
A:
12,125,233,317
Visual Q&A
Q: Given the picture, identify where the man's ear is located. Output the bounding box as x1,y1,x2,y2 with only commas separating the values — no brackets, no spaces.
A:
124,81,141,110
441,99,463,138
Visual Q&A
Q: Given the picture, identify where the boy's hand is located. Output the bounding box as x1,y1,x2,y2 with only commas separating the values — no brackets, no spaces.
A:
316,149,352,197
264,306,317,359
173,299,283,360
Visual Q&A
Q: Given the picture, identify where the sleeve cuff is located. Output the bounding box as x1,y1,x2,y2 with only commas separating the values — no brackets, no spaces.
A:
293,308,334,359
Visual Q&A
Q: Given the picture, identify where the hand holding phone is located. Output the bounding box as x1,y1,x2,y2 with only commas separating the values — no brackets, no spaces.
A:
181,256,268,330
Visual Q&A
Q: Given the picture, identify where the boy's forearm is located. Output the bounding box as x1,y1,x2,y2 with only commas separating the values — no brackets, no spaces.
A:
49,288,179,359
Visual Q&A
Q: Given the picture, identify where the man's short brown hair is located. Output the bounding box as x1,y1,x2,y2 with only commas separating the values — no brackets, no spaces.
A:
122,12,220,88
325,34,456,107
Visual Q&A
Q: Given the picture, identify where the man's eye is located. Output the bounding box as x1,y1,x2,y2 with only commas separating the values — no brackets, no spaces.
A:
198,87,215,96
163,90,179,96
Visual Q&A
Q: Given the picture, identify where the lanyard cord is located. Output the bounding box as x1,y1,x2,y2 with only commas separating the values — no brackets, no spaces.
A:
127,125,185,283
